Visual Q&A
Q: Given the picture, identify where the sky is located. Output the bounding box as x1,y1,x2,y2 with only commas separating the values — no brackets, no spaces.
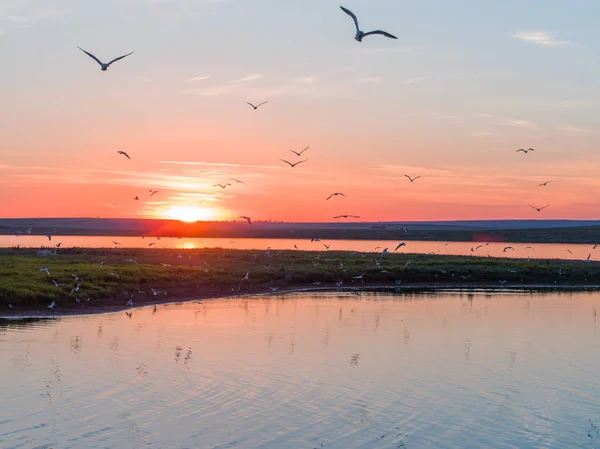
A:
2,0,600,222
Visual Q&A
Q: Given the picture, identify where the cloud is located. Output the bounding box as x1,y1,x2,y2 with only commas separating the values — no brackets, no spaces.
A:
231,73,263,83
186,75,211,82
295,76,319,84
512,31,574,46
406,76,432,85
479,113,535,130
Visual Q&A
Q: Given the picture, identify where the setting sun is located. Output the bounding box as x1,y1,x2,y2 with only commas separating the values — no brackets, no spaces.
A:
161,206,217,223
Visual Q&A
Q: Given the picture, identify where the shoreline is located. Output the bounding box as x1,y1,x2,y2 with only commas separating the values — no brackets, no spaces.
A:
2,282,600,320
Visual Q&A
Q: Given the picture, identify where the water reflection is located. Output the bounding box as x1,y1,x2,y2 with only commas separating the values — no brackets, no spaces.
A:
0,292,599,448
1,235,599,260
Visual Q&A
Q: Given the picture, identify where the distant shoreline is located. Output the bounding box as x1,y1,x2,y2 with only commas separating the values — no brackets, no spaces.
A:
2,283,600,319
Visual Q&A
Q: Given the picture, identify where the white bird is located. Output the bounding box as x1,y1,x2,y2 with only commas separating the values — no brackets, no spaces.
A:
289,146,309,157
117,150,131,160
394,242,407,251
240,216,253,225
340,6,398,42
517,148,535,153
126,298,133,307
70,283,82,295
327,192,346,200
280,159,307,168
336,280,344,287
246,101,268,110
77,47,134,71
40,266,51,276
243,272,249,280
51,279,64,287
353,272,366,280
529,204,550,212
48,301,56,309
404,175,421,183
381,248,389,255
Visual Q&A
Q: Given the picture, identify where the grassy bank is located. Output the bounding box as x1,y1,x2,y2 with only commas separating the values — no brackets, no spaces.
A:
1,247,599,312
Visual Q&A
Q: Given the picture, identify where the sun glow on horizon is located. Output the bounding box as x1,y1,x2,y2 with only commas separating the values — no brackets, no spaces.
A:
161,206,219,223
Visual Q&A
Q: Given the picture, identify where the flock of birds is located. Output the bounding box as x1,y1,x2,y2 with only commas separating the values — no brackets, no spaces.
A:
7,5,590,310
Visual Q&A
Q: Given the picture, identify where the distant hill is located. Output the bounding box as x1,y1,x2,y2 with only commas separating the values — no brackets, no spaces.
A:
1,218,600,243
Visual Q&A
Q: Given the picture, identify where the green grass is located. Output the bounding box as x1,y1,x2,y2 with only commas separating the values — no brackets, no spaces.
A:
1,247,599,309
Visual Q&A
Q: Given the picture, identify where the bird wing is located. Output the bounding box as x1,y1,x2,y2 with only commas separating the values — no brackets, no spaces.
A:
363,30,398,39
279,159,294,167
298,146,309,155
404,175,412,181
340,6,360,33
293,159,308,167
333,215,343,219
106,51,135,67
256,101,268,107
150,191,157,196
516,149,525,152
326,194,334,200
541,204,550,210
289,150,301,156
246,102,257,108
78,47,104,66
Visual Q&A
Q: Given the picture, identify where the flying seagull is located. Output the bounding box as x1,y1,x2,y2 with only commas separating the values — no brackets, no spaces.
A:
517,148,535,153
340,6,398,42
77,47,134,71
280,159,307,168
404,175,421,183
395,242,407,251
117,151,131,160
214,183,231,189
134,196,140,201
334,215,360,219
503,246,515,252
149,190,159,196
230,178,246,184
246,101,268,110
240,216,253,225
327,192,346,200
537,181,552,187
529,204,550,212
289,146,309,157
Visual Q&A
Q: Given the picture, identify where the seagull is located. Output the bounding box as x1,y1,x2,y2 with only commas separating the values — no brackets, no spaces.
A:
289,146,309,157
323,244,331,249
280,159,307,168
243,272,249,281
404,175,421,183
113,241,121,246
394,242,407,251
353,272,367,280
517,148,535,153
48,301,56,309
525,246,535,251
51,279,64,287
585,254,592,263
334,215,360,219
56,243,62,248
117,150,131,160
134,196,140,201
246,101,268,110
529,204,550,212
149,190,159,196
214,183,231,189
230,178,246,184
567,250,573,255
46,235,52,241
327,192,346,200
340,6,398,42
40,266,51,276
503,246,515,252
77,47,134,71
240,216,253,225
537,181,553,187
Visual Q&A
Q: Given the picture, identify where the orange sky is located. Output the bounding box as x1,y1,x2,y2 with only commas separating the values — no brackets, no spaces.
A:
2,1,600,222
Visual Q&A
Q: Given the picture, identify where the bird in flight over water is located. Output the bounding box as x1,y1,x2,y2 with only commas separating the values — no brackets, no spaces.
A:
246,101,268,110
240,216,253,225
289,146,309,157
117,151,130,160
78,47,134,71
327,192,346,200
404,175,421,183
340,6,398,42
334,215,360,219
529,204,550,212
280,159,307,168
517,148,535,153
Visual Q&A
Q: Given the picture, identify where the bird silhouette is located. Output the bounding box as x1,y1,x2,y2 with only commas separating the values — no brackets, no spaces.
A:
529,204,550,212
327,192,346,200
517,148,535,153
280,159,307,168
117,150,131,160
404,175,421,183
246,101,268,110
289,146,309,157
340,6,398,42
78,47,134,71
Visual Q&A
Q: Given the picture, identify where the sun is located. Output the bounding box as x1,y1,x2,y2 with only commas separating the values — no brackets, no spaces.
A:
162,206,216,223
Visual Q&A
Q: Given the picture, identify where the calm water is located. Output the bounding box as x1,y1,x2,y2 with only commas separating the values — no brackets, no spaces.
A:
1,235,597,261
1,292,599,448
